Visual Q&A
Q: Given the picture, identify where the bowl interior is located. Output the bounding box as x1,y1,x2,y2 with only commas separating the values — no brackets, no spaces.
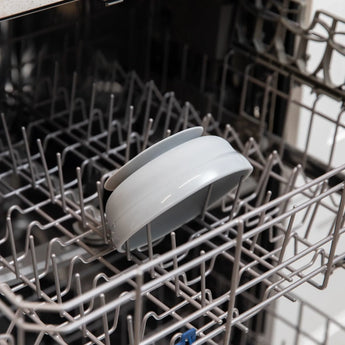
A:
118,168,249,252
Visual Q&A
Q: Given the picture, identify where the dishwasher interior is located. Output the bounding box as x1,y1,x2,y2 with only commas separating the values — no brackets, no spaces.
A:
1,1,345,344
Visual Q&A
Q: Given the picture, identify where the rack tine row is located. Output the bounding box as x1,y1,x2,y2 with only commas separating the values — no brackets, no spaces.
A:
1,51,345,345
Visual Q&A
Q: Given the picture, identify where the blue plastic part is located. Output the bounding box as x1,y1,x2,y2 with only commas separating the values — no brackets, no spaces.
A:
176,329,197,345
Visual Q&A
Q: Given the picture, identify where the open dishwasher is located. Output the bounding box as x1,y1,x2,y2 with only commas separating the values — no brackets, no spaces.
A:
0,0,345,344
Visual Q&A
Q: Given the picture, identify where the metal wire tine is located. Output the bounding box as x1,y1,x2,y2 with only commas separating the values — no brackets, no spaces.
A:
1,112,17,174
223,220,244,345
227,124,245,152
37,139,54,203
301,177,324,225
232,309,249,334
243,137,253,158
51,254,62,309
263,278,295,302
125,105,134,163
68,71,78,128
163,92,174,135
146,224,154,278
127,315,135,345
255,151,276,207
76,167,87,230
17,311,25,345
257,75,272,146
223,124,231,139
278,210,296,265
97,181,108,244
202,113,212,135
250,190,271,252
182,101,190,130
75,273,86,337
200,250,206,309
302,96,319,168
100,293,111,345
341,208,345,230
7,217,20,279
293,232,298,256
56,153,66,212
170,232,180,297
322,180,345,289
50,61,59,118
164,128,171,139
294,302,303,345
106,93,115,153
142,118,153,152
265,189,273,211
278,164,301,217
125,72,135,121
21,126,36,188
143,81,153,135
200,54,208,93
87,82,97,140
29,235,41,298
134,271,144,345
278,78,294,158
126,240,132,261
327,108,345,171
323,318,330,345
304,180,327,239
201,183,214,220
229,175,244,222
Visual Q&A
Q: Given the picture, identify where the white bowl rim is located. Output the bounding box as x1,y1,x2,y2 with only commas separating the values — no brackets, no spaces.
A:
104,126,203,191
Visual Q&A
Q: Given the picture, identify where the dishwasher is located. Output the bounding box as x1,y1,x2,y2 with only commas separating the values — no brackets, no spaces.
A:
0,1,345,344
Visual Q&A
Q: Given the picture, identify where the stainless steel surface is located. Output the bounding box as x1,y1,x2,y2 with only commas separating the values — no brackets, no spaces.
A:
0,0,124,21
0,0,79,21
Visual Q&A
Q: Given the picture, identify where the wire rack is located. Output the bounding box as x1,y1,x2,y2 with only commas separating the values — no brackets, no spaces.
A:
1,2,345,345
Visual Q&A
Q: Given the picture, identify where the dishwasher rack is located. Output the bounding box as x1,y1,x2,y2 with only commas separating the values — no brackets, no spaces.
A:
1,4,345,345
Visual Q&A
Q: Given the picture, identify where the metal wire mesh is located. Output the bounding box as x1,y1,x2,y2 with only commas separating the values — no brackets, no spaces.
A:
1,2,345,345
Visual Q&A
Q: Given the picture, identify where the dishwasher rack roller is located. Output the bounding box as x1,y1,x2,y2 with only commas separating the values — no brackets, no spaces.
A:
1,3,345,345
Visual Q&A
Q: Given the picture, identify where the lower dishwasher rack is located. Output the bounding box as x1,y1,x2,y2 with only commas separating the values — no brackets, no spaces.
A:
1,52,345,345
